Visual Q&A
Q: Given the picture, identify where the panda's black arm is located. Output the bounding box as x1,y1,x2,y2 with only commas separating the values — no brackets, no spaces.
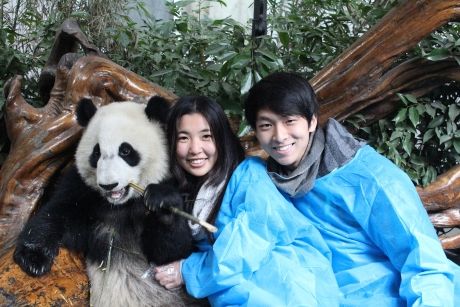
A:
141,211,194,265
14,166,92,276
141,179,195,264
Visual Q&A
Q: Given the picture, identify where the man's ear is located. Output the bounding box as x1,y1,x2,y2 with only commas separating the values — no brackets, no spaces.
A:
308,115,318,132
145,96,170,125
76,98,97,127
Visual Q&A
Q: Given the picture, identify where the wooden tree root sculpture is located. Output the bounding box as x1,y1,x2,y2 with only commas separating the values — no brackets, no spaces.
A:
1,0,460,305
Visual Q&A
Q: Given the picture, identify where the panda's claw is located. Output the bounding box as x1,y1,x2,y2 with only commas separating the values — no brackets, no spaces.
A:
13,244,57,277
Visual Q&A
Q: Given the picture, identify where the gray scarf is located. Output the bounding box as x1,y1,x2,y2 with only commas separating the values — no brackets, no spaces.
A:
267,118,365,198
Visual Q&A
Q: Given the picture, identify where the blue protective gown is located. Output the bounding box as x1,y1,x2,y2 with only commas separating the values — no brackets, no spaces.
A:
291,145,460,307
182,157,340,306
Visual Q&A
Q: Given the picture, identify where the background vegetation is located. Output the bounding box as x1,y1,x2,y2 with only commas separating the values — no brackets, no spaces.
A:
1,0,459,185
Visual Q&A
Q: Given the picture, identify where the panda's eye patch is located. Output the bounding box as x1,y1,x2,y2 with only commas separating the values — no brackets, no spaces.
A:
119,143,132,156
119,142,140,166
89,143,101,168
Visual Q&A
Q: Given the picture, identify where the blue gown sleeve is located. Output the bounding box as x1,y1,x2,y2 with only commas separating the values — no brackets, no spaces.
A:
181,157,339,306
349,146,455,306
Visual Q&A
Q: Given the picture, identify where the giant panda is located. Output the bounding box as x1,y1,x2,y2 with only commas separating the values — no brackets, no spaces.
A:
13,97,203,307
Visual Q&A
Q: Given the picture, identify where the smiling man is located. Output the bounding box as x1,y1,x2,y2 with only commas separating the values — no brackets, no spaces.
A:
244,72,460,306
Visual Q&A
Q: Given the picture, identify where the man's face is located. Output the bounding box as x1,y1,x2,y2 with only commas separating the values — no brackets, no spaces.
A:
255,108,317,169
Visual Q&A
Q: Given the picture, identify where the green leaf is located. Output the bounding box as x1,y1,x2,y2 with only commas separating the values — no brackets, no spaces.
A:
448,104,460,121
240,70,253,95
410,155,425,166
453,139,460,154
422,166,437,186
205,44,228,56
393,108,407,123
423,129,435,143
425,104,436,118
390,130,403,141
427,116,444,129
408,107,419,127
217,51,237,61
279,31,290,47
153,53,162,64
439,134,452,144
431,101,447,111
406,94,418,104
447,121,453,135
149,69,174,77
416,104,426,115
425,48,450,61
402,137,413,156
397,93,409,106
256,48,279,61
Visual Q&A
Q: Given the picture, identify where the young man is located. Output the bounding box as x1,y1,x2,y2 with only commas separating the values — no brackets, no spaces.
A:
245,72,460,306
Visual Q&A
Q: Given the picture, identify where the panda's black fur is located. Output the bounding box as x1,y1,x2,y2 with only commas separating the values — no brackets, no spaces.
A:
13,97,202,307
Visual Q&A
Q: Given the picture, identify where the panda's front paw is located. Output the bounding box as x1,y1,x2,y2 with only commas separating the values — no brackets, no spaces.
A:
144,183,184,212
13,243,58,277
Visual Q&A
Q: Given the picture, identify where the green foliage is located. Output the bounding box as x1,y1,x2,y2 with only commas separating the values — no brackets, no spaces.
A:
102,0,282,131
354,85,460,186
420,23,460,64
1,0,459,186
0,0,130,163
267,0,399,76
350,22,460,186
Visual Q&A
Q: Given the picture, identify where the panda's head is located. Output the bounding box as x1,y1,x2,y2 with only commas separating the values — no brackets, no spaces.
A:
75,97,170,205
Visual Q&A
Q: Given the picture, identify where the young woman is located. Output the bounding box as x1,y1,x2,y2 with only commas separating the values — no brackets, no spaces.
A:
146,95,340,306
148,95,244,289
244,71,460,306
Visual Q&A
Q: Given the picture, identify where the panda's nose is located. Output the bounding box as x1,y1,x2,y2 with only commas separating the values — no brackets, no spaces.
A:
99,183,118,191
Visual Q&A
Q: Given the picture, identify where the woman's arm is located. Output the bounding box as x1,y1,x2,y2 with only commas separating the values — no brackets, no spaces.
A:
181,158,339,306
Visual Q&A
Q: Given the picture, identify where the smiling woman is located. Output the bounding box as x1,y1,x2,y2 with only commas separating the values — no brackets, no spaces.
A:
142,95,245,294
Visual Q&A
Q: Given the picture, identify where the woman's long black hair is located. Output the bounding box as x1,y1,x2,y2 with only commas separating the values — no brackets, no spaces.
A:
167,96,245,226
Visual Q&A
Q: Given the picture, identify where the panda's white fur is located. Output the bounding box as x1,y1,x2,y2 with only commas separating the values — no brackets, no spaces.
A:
76,102,168,205
14,98,202,307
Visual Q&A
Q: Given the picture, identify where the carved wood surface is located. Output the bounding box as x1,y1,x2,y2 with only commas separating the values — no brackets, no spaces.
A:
1,0,460,304
0,249,88,306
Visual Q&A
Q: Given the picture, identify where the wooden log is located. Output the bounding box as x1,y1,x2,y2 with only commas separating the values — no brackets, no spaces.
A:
312,0,460,124
418,164,460,212
0,248,89,306
440,233,460,250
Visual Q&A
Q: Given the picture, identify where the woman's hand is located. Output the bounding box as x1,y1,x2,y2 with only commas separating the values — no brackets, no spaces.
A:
154,260,184,289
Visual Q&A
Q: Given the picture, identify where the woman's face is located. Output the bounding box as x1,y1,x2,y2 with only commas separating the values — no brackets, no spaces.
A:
175,113,218,177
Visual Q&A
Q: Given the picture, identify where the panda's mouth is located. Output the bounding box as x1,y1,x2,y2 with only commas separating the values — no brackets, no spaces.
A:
106,187,129,202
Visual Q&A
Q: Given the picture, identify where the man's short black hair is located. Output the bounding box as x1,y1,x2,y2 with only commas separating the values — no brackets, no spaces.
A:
244,72,318,128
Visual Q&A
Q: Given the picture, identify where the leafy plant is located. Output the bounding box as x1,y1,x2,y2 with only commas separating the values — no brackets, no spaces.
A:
354,86,460,186
2,0,459,186
266,0,399,77
102,0,283,134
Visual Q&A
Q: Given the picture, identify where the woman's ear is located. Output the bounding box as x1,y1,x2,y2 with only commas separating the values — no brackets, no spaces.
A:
308,115,318,133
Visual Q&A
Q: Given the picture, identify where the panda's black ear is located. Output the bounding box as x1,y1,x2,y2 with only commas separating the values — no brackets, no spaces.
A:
145,96,170,124
76,98,97,127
